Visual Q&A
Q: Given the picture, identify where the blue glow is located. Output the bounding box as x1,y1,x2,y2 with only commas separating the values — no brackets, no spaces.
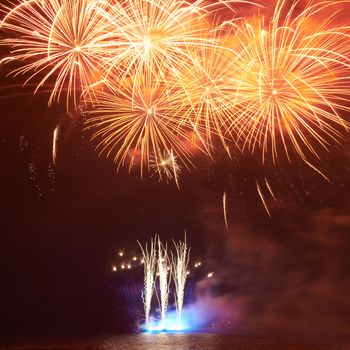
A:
140,311,191,333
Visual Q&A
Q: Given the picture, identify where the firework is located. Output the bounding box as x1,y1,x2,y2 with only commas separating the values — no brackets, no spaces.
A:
171,235,190,326
149,149,181,185
93,0,235,83
138,237,157,326
171,27,236,153
85,76,194,176
225,0,350,162
157,236,171,328
0,0,108,108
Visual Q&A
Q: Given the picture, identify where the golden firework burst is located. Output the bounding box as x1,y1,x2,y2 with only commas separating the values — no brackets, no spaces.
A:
93,0,238,84
170,27,236,153
0,0,109,107
224,0,350,162
84,75,195,175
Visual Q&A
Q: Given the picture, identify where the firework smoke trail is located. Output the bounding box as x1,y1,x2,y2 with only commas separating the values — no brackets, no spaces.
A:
138,237,157,326
157,237,170,328
225,0,350,163
171,235,190,326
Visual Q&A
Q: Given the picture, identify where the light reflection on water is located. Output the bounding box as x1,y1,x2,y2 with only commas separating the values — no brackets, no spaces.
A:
4,333,336,350
104,333,219,350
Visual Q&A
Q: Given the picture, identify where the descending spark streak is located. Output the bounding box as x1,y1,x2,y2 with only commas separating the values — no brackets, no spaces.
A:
304,160,332,183
265,177,277,201
226,0,350,162
223,191,229,230
171,235,190,326
256,180,271,218
172,152,181,190
138,237,157,326
157,237,170,328
52,126,59,166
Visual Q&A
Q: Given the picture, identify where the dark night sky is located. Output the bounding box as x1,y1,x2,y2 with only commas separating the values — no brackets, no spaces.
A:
1,84,350,340
1,0,350,342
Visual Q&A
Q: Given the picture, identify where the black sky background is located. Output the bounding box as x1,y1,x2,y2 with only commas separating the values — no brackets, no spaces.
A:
1,0,350,342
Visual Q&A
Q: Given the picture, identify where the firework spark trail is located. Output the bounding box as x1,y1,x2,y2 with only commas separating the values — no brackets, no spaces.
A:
223,191,229,230
225,0,350,163
138,237,157,326
171,234,190,326
171,151,181,189
52,126,59,166
0,0,109,108
304,160,332,183
157,236,170,328
265,177,277,201
256,179,271,218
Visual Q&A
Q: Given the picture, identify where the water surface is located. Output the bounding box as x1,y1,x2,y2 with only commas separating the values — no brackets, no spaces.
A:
2,333,343,350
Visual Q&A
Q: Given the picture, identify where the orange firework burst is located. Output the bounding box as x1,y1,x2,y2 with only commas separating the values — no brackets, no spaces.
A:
84,76,195,176
0,0,108,107
224,0,350,162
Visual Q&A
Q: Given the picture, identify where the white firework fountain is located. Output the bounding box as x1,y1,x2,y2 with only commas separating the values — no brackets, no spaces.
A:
157,237,171,329
138,235,190,332
138,237,157,326
172,236,190,327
